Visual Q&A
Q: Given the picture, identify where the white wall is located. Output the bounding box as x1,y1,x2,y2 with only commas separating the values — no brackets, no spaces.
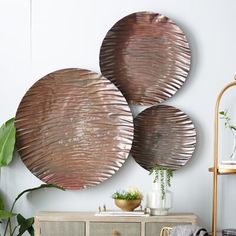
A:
1,0,236,233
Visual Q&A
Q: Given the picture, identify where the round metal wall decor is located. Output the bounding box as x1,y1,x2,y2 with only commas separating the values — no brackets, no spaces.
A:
15,68,134,189
100,11,191,105
131,105,196,170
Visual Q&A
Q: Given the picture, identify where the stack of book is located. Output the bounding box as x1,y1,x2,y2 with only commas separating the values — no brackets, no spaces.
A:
222,228,236,235
219,160,236,169
95,211,149,217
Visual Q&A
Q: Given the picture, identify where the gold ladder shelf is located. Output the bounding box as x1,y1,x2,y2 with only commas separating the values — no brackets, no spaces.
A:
209,76,236,236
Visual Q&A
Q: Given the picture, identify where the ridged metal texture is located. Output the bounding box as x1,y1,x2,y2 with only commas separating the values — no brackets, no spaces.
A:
15,68,134,189
100,12,191,105
131,105,196,170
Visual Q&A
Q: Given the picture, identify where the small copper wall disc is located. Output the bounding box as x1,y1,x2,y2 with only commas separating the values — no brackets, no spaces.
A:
15,68,134,189
131,105,196,170
100,12,191,105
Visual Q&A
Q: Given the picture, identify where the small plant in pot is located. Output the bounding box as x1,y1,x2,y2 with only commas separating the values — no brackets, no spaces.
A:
112,187,143,211
147,165,173,216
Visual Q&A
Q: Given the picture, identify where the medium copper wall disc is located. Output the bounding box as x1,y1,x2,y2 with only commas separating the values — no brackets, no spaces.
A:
100,12,191,105
15,68,134,190
131,105,196,170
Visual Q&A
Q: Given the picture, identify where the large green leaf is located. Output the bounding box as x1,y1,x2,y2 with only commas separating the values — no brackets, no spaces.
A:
0,210,15,220
0,118,16,167
17,214,34,236
27,226,34,236
11,184,65,212
15,184,65,203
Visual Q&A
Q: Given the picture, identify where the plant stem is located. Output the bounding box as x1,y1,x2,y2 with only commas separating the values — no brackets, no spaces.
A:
11,225,18,236
3,219,8,236
3,189,24,236
3,225,7,236
3,200,15,236
9,219,12,235
150,165,173,200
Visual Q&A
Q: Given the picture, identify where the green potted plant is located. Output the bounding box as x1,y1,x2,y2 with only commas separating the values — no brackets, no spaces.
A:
147,165,173,216
0,184,64,236
112,187,143,211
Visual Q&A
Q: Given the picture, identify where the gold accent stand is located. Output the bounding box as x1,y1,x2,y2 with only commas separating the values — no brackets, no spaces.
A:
209,76,236,236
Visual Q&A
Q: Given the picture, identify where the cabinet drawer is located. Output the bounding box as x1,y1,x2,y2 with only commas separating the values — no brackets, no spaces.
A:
146,222,190,236
40,221,85,236
90,222,141,236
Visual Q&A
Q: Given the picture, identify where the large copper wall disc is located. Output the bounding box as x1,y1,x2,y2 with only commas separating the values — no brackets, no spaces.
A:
15,68,134,190
131,105,196,170
100,12,191,105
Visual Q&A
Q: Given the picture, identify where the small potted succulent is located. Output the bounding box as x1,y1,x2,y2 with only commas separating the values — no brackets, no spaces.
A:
112,187,143,211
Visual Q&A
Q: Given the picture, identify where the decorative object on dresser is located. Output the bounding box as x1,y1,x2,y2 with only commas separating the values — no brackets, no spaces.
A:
222,229,236,236
112,187,143,211
99,11,191,105
34,212,197,236
147,165,173,216
131,105,197,171
114,199,141,212
15,68,134,190
209,76,236,236
95,211,148,217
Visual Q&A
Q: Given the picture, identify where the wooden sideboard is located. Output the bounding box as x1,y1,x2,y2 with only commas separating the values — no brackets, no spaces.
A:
35,212,197,236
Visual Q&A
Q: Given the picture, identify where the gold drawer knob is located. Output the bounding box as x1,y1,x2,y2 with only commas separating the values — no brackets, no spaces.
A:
112,229,120,236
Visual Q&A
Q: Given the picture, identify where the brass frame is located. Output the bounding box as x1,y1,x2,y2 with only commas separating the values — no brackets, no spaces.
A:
211,76,236,236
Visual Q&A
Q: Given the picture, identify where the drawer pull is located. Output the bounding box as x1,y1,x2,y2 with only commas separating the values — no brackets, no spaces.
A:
112,229,120,236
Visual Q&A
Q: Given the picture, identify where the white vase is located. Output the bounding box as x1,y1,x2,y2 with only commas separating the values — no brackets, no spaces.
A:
230,132,236,160
147,171,172,216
